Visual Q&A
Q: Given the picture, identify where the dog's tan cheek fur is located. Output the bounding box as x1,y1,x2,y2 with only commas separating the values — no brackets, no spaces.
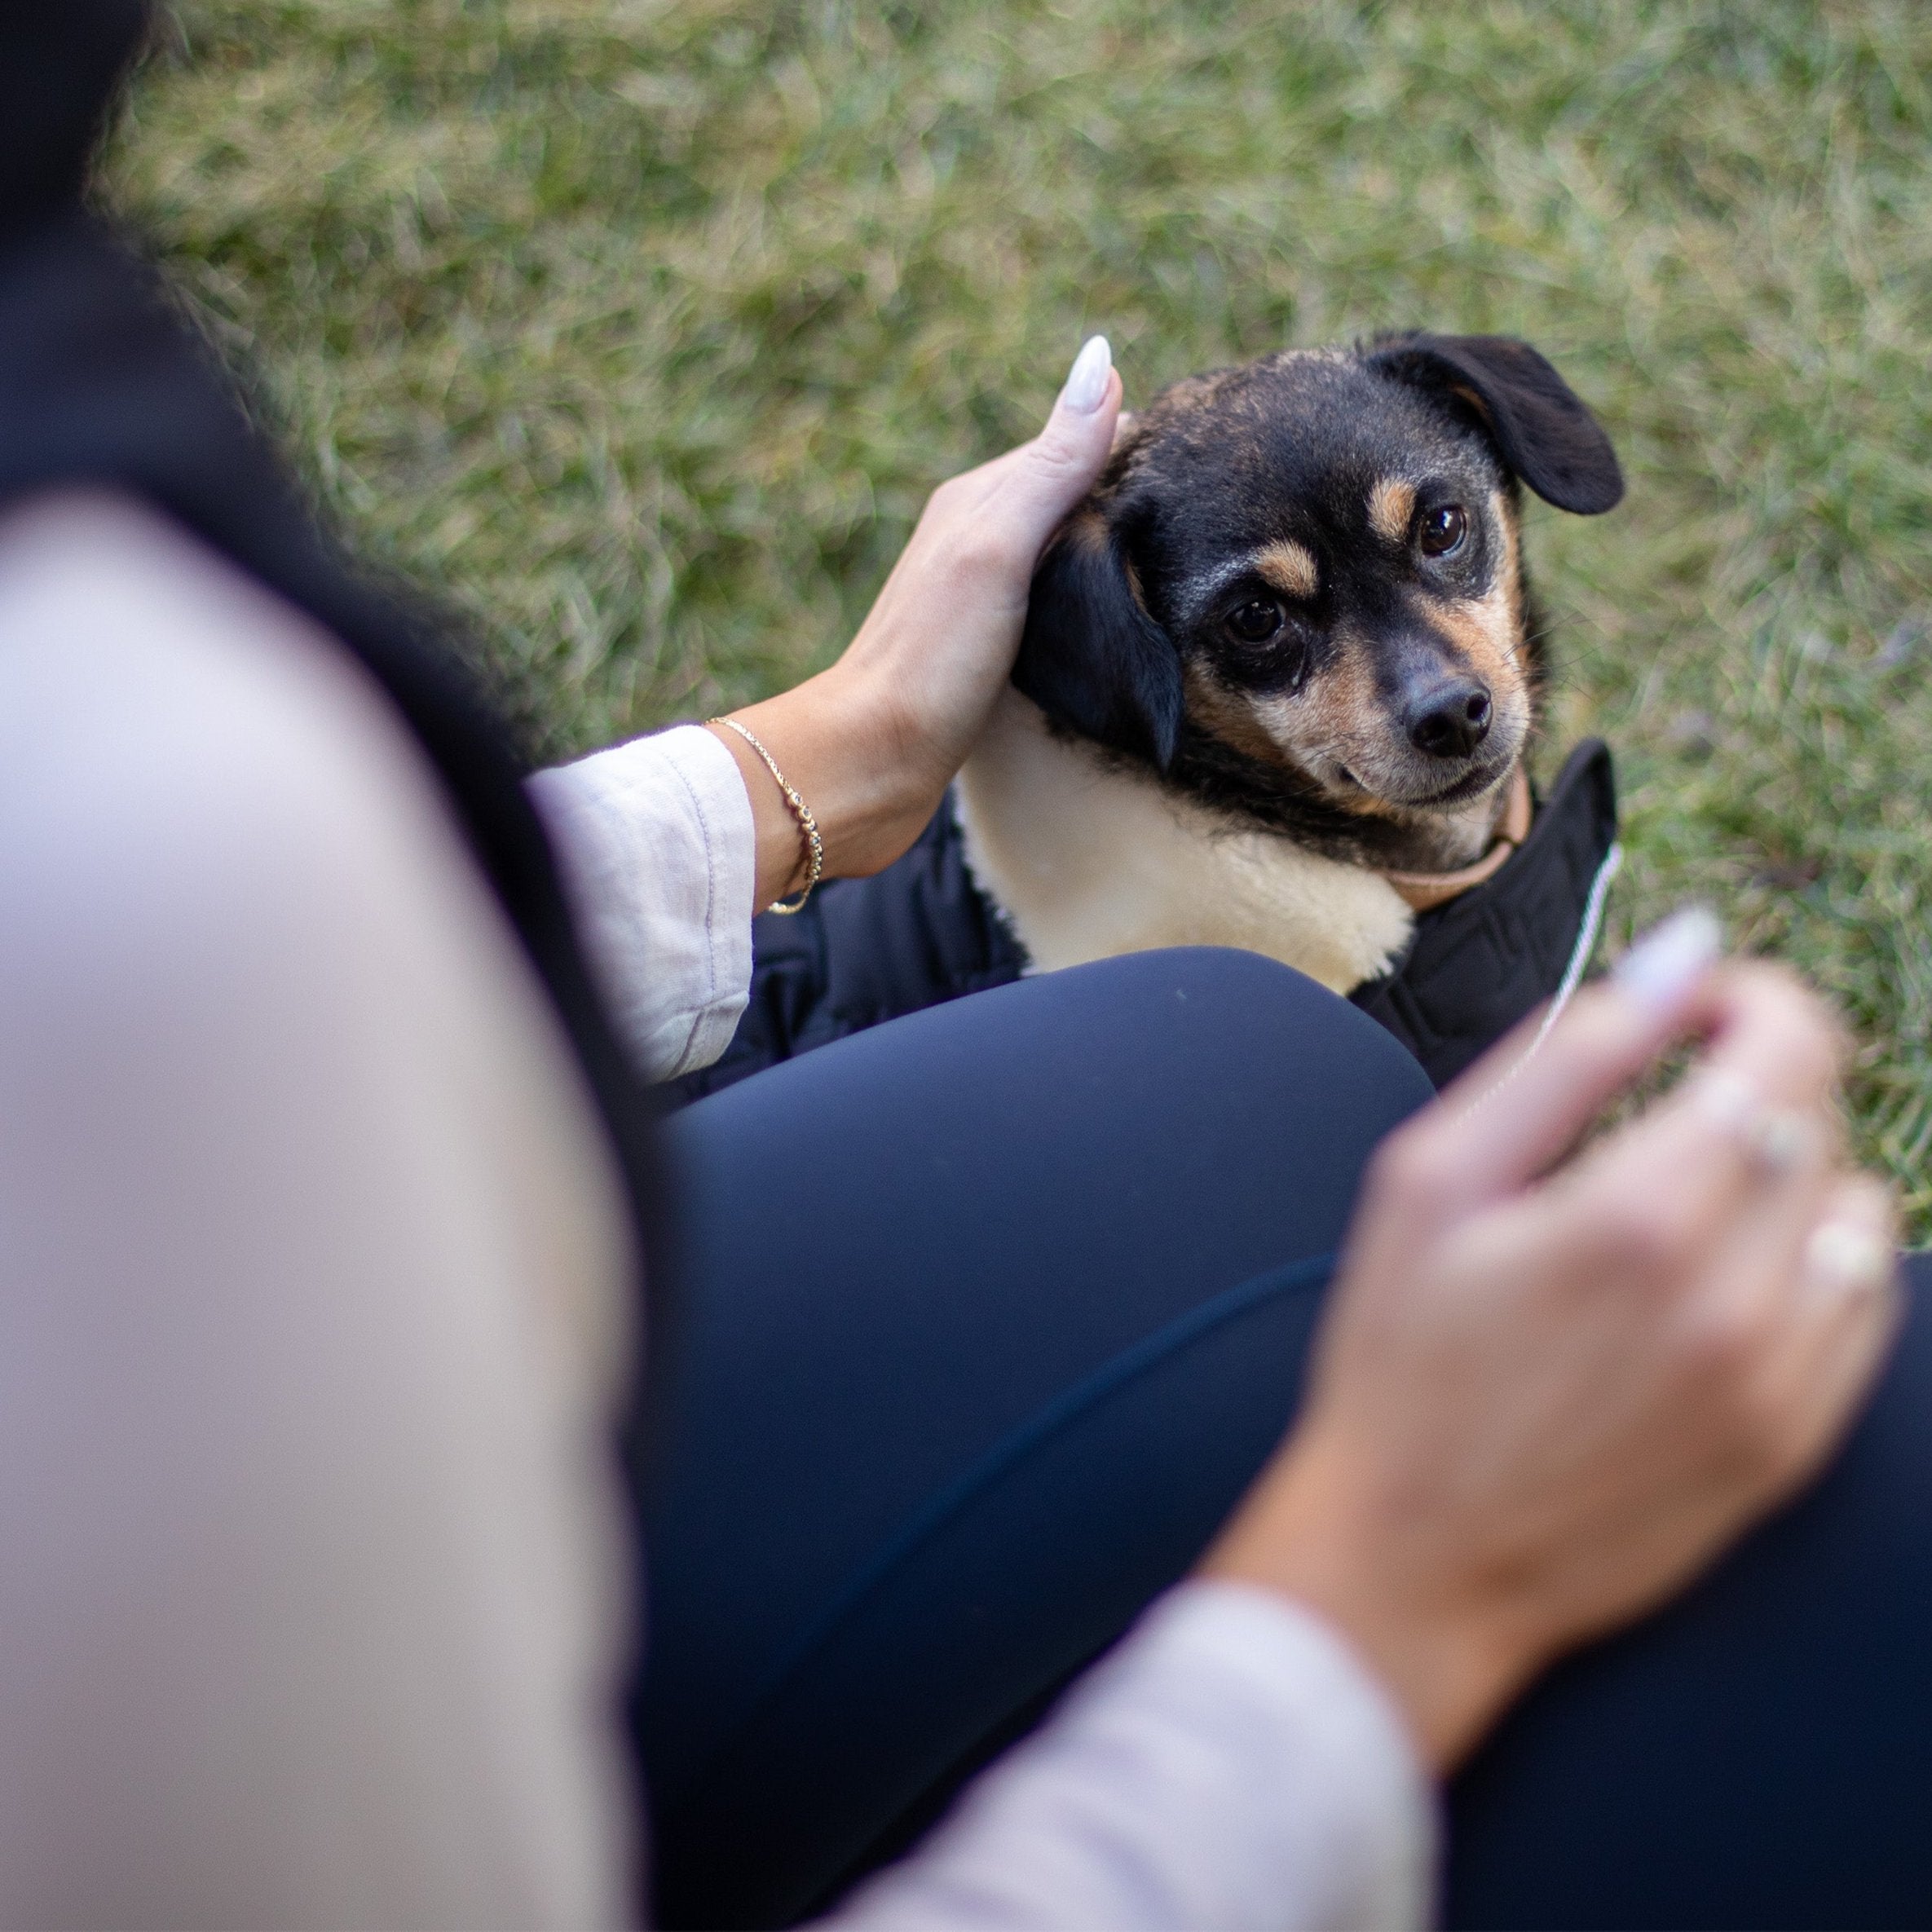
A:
1433,593,1519,696
1202,641,1407,817
1063,505,1111,559
1428,496,1529,720
1183,661,1295,766
1277,642,1391,783
1297,642,1383,749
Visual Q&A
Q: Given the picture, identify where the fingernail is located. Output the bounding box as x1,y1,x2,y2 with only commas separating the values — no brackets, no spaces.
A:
1802,1219,1894,1300
1612,905,1722,1017
1059,334,1112,414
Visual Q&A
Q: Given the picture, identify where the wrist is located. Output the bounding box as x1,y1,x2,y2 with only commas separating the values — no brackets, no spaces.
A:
712,667,947,901
704,715,814,908
708,715,826,911
1199,1434,1542,1770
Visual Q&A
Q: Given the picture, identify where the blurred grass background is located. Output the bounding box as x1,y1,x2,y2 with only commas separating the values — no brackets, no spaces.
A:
106,2,1932,1220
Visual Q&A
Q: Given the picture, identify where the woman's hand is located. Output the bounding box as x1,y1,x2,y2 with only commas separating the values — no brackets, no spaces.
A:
1202,914,1902,1770
708,337,1122,906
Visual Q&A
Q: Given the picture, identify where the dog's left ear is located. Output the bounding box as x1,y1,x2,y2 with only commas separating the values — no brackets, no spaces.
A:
1012,506,1184,769
1368,333,1624,514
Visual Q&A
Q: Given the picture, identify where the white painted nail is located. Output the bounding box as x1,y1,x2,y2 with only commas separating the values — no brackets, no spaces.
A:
1802,1220,1894,1302
1060,334,1112,414
1611,905,1722,1017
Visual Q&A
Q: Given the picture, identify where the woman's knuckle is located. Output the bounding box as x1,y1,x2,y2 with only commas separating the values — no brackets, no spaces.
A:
1745,969,1846,1090
1801,1023,1845,1092
924,475,967,521
1775,1010,1833,1078
1026,430,1085,481
948,522,1018,581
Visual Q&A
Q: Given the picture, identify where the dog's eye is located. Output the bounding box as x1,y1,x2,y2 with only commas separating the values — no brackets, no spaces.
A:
1225,599,1284,644
1418,505,1468,558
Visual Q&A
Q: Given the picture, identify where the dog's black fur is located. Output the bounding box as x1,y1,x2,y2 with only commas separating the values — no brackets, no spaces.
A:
1015,333,1623,869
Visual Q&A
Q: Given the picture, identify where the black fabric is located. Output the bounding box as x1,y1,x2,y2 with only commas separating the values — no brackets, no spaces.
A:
0,1,145,245
672,791,1027,1104
675,740,1618,1102
1349,737,1618,1084
0,11,663,1275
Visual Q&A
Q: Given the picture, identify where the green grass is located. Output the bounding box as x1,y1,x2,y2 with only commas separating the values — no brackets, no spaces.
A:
105,2,1932,1222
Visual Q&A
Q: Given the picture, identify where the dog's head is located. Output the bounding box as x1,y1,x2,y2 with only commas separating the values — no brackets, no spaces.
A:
1015,333,1621,851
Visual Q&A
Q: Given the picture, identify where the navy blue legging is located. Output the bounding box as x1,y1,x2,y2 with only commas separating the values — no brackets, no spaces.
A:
634,948,1932,1930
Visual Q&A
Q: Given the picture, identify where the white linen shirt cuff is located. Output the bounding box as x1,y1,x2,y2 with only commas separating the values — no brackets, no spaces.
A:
831,1580,1436,1932
527,724,756,1083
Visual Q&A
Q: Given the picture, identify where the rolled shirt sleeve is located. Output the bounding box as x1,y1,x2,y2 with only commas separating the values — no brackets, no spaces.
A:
829,1581,1436,1932
528,725,757,1083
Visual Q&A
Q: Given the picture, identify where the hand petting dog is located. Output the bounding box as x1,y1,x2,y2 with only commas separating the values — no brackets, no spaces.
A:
707,335,1123,910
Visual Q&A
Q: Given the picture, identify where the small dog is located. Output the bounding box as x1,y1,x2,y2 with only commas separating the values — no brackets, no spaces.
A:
674,333,1624,1104
956,332,1623,995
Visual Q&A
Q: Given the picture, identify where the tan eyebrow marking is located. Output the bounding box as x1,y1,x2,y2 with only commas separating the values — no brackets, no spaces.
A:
1368,479,1417,543
1253,539,1319,600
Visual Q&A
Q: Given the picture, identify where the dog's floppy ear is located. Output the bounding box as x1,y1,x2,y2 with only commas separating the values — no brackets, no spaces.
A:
1368,333,1624,514
1013,507,1184,769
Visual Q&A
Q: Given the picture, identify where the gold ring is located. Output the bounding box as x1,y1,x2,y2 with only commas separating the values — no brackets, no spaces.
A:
1743,1107,1815,1177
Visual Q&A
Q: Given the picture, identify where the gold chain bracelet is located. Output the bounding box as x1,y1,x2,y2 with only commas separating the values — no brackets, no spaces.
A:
708,717,825,915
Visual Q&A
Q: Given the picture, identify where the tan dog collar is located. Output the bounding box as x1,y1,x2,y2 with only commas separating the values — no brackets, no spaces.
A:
1378,765,1533,912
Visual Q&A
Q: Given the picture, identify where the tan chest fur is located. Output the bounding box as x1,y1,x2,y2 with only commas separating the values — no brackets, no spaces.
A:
955,688,1415,995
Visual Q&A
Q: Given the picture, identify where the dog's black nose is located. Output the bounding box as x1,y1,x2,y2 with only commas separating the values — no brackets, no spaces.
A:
1408,681,1492,759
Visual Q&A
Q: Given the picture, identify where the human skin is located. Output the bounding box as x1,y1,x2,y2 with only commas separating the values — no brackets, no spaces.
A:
1202,955,1898,1768
704,339,1900,1771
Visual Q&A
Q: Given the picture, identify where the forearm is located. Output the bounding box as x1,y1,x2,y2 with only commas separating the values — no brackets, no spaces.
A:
827,1582,1435,1932
536,337,1123,1031
0,496,636,1927
529,678,942,1079
1202,1432,1532,1770
708,664,933,909
711,337,1127,911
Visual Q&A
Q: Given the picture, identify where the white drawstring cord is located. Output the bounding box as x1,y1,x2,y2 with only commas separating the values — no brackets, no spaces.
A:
1475,840,1624,1101
1524,840,1624,1061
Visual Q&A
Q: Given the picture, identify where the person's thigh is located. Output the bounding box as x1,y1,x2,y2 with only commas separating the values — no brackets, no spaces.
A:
636,947,1432,1928
1444,1251,1932,1932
